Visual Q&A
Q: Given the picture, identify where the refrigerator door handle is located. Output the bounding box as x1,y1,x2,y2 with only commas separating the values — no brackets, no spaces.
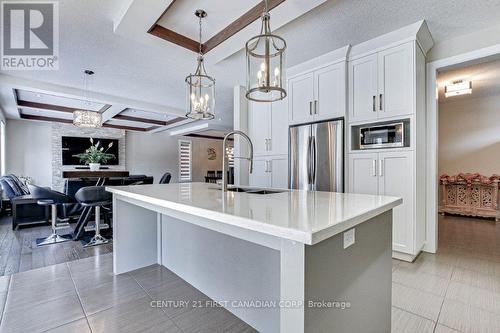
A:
307,136,311,184
311,136,317,186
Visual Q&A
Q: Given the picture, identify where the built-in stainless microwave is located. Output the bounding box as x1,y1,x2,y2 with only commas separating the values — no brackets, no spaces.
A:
359,122,404,149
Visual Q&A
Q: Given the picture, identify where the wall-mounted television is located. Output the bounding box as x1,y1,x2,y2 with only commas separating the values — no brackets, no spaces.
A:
62,136,119,166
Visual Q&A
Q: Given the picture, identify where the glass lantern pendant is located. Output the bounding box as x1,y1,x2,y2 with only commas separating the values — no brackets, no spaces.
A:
245,0,286,102
185,10,215,120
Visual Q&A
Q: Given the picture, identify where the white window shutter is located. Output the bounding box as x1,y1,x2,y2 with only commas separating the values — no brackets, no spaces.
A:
178,140,192,182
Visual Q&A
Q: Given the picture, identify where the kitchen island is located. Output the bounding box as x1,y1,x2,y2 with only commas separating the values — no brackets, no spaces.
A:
106,182,401,333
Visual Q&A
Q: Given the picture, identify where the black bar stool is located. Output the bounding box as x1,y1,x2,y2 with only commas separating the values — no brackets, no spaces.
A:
75,186,112,247
29,185,75,246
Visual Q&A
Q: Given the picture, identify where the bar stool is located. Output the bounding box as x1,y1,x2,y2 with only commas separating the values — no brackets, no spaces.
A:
28,185,75,246
75,186,112,247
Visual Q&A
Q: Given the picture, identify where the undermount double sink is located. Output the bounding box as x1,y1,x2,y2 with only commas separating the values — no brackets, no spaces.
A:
223,187,285,195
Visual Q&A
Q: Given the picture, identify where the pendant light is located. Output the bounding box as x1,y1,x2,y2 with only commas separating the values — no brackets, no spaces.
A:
185,9,215,120
245,0,286,102
73,70,102,128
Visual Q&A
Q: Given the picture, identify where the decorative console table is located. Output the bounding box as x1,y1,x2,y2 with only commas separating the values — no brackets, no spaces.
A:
439,173,500,222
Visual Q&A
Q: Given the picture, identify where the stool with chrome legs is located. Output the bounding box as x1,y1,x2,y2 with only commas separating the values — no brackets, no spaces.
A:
75,186,112,247
29,185,75,246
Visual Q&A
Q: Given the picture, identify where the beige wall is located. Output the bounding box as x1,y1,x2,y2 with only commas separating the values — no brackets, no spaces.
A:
126,131,179,184
190,137,224,182
6,119,52,186
428,23,500,62
439,94,500,176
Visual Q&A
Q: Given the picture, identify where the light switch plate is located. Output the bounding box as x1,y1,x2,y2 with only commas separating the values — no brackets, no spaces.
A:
343,228,355,249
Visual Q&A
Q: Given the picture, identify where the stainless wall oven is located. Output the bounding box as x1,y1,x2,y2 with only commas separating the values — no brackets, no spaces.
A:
359,122,404,149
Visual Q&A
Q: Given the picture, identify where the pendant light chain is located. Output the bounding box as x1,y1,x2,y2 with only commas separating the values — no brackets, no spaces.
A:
185,9,216,120
198,13,202,56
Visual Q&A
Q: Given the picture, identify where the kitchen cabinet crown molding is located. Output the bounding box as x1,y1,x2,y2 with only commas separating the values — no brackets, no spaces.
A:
287,45,351,79
348,20,434,61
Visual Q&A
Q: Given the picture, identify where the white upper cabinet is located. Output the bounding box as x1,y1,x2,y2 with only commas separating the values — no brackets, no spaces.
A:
288,62,346,125
348,54,378,122
378,43,414,118
288,73,315,124
248,99,288,157
249,101,271,156
270,99,288,156
314,63,346,121
349,42,415,123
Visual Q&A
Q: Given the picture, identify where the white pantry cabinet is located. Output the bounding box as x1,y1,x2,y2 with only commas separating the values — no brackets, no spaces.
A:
348,151,416,255
349,42,414,123
249,156,288,189
288,61,346,125
248,99,288,157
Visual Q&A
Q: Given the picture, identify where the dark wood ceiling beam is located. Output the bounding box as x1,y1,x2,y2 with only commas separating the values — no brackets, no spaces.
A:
99,104,112,112
185,133,232,141
18,100,76,113
16,100,105,114
103,123,148,132
20,114,73,124
148,25,201,53
148,0,286,54
165,116,186,126
113,114,168,126
20,113,148,132
204,0,286,53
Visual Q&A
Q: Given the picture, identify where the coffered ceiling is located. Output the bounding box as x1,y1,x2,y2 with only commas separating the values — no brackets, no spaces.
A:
13,88,188,132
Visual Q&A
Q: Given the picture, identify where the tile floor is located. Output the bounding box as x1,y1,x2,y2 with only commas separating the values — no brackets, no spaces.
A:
392,215,500,333
0,253,256,333
0,214,497,332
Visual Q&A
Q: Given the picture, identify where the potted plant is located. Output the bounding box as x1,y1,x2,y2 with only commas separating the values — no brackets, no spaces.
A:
73,138,115,171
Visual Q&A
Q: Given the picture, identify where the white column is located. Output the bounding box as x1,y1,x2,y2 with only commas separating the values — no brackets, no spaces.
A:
112,196,158,274
280,239,305,333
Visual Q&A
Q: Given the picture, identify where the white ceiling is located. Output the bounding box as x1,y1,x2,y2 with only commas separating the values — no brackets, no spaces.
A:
438,56,500,103
17,90,105,111
157,0,260,41
3,0,500,130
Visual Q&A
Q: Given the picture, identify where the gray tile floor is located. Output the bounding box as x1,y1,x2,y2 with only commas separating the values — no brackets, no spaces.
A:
392,215,500,333
0,214,498,332
0,253,256,333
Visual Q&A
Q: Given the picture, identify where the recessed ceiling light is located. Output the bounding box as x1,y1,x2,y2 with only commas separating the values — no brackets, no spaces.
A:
445,80,472,97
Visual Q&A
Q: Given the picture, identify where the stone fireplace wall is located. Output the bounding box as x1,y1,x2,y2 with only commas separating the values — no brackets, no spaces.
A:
51,123,126,191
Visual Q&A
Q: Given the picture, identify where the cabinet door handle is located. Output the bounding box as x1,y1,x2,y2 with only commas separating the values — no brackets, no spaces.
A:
314,100,318,114
372,96,376,112
264,139,268,151
268,138,272,151
372,159,377,177
268,160,272,173
379,159,384,177
309,101,313,115
379,93,383,111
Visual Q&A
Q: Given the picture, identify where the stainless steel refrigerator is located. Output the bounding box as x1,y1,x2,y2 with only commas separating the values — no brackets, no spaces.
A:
289,119,343,192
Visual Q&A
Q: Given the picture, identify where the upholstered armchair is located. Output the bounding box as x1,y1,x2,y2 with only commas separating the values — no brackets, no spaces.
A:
0,175,49,229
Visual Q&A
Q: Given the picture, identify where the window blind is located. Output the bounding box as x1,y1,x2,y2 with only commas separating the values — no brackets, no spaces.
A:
178,140,192,182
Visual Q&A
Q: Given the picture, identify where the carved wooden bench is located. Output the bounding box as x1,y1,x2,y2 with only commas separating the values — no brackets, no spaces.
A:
439,173,500,222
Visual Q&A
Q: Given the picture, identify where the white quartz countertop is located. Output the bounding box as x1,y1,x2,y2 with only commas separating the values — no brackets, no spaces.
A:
106,183,402,245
